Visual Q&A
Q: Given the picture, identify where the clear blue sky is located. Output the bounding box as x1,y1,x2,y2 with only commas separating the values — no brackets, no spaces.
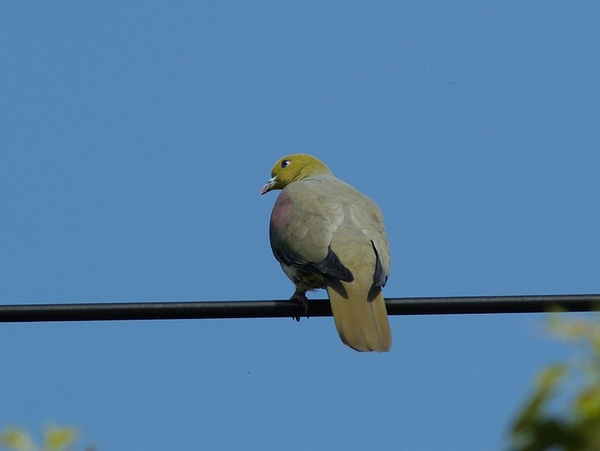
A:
1,2,598,450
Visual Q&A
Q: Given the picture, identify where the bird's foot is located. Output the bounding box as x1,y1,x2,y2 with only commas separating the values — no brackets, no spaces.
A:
290,290,309,322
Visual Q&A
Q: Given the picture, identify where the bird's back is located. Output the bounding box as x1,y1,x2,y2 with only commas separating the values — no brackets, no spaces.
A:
284,175,392,352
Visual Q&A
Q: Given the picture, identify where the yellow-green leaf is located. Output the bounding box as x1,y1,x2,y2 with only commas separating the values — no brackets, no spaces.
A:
43,426,78,451
0,428,35,451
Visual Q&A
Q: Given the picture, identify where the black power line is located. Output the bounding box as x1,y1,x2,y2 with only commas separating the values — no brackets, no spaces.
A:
0,294,598,323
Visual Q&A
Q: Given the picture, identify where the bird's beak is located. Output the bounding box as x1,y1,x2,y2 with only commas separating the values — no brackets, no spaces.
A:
260,176,276,196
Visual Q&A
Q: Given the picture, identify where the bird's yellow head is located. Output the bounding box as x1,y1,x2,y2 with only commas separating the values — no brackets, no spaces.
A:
260,154,332,195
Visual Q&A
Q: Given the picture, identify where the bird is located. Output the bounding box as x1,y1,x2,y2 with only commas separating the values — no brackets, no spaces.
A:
261,154,392,352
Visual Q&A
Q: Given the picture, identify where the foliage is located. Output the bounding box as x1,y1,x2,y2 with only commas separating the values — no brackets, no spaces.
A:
0,425,85,451
508,314,600,451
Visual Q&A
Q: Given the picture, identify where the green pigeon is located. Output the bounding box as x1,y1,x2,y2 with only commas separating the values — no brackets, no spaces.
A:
261,154,392,352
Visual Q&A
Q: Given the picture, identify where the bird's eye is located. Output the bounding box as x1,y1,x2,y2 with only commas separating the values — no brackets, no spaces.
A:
281,159,290,168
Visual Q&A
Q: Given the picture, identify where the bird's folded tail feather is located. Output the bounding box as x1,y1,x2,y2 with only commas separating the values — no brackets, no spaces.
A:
326,280,392,352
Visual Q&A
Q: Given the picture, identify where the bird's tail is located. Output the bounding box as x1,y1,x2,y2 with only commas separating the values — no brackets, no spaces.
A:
326,280,392,352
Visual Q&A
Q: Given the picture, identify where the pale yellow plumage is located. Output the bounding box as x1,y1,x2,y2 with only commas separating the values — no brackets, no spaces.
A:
261,154,392,352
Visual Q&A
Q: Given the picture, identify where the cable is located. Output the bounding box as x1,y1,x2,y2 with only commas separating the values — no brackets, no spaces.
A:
0,294,598,322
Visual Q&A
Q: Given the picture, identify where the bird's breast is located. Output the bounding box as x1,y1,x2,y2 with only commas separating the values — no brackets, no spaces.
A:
270,189,294,233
